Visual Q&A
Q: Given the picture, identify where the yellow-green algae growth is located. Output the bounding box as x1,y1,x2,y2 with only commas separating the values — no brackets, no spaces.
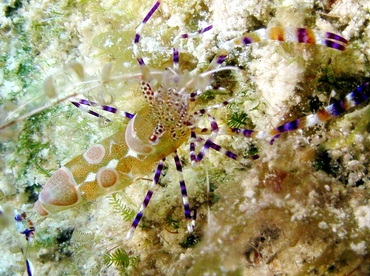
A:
0,0,370,275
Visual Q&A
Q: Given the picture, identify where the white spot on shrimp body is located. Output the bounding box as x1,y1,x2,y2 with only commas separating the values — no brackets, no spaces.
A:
106,159,119,169
85,172,96,182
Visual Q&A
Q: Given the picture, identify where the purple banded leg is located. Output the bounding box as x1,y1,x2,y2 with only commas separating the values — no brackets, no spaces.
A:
208,52,228,70
190,130,197,165
295,28,348,51
133,1,161,79
173,25,213,72
193,112,240,162
133,1,161,54
208,115,219,137
70,99,134,119
126,158,165,240
229,82,370,145
196,138,239,163
192,100,233,122
173,48,180,73
178,25,213,40
190,128,210,165
70,101,111,123
230,127,256,138
324,31,348,51
194,115,222,162
268,82,370,143
173,151,194,233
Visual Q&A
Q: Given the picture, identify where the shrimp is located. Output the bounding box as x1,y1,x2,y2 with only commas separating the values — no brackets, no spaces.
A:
10,1,364,241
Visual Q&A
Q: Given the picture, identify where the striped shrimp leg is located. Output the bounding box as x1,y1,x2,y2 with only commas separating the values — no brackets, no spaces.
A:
14,211,35,276
190,99,252,164
210,26,348,69
189,129,260,167
223,26,348,51
191,113,255,163
133,1,161,80
173,25,213,73
126,158,165,240
173,151,195,233
229,82,370,143
70,99,135,120
245,27,348,50
127,151,194,239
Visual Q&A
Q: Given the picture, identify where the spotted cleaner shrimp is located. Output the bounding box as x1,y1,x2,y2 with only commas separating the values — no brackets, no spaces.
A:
5,1,367,241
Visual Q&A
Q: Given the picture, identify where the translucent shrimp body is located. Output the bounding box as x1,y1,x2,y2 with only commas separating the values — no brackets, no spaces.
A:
31,1,366,240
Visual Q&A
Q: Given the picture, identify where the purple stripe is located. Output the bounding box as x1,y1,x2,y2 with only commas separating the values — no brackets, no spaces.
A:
206,140,220,151
153,160,164,183
326,32,348,44
26,260,33,276
198,25,213,34
210,120,218,131
231,128,255,137
225,151,237,160
124,112,135,119
276,119,299,133
102,105,117,113
326,100,345,117
22,228,34,238
80,99,91,105
297,28,307,43
217,55,226,64
180,180,187,196
251,154,259,160
14,214,22,221
270,134,280,145
192,209,197,220
181,34,189,39
143,190,153,207
132,211,143,228
137,57,145,66
324,40,345,51
134,33,140,44
242,129,254,137
350,82,370,105
203,139,212,150
190,142,195,152
184,204,191,218
196,151,204,162
88,110,101,117
190,131,196,161
143,1,160,23
190,148,195,162
174,153,183,172
173,48,179,64
71,101,80,108
242,36,253,45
